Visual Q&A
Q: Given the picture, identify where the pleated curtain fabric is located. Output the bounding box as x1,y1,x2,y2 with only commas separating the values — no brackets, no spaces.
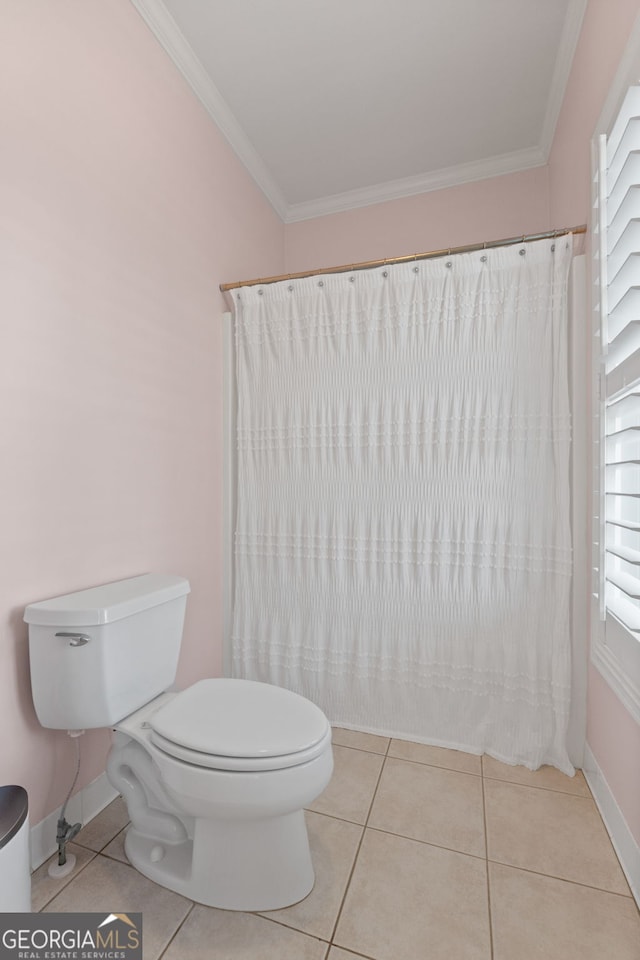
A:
231,236,574,773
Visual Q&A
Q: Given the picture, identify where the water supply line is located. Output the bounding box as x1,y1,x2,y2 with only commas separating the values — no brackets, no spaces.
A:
48,730,84,879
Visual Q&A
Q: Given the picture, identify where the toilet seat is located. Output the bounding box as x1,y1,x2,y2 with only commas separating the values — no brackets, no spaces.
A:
150,725,332,771
148,678,331,772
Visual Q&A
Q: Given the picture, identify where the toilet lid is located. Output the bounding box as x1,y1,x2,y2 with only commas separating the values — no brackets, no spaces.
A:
149,678,329,760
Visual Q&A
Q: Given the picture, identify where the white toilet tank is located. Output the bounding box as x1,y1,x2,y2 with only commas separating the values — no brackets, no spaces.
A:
24,574,190,730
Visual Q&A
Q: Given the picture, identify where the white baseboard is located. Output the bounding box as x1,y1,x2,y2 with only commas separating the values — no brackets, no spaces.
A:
583,743,640,906
30,773,118,871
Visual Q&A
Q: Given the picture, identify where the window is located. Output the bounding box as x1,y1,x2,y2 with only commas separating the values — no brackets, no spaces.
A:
593,81,640,722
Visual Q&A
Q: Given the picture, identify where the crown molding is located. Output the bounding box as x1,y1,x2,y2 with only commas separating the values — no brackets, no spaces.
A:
129,0,289,220
283,145,547,223
539,0,588,157
130,0,583,226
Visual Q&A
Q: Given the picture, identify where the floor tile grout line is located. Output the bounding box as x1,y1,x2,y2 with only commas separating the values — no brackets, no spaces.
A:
363,824,489,863
326,748,388,946
482,774,593,800
73,823,129,856
486,856,636,900
480,765,495,960
331,741,389,758
305,807,367,828
156,900,196,960
246,908,331,945
341,753,589,794
36,849,98,912
74,838,121,856
99,848,130,866
384,753,482,778
389,762,482,777
363,749,388,828
327,944,379,960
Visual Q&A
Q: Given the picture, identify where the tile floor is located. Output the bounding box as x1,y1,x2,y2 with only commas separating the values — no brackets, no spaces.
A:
32,728,640,960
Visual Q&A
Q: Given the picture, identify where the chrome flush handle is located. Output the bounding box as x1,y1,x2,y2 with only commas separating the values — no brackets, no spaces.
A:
55,631,91,647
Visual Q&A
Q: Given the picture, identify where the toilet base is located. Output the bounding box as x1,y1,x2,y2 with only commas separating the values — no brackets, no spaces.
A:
123,808,315,911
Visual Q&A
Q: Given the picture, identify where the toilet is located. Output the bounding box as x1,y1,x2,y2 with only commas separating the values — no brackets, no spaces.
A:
24,574,333,911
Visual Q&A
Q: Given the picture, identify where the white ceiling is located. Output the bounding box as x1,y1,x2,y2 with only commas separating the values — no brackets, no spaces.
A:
131,0,587,222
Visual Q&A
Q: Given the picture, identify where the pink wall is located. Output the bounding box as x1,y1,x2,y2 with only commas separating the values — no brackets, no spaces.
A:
549,0,640,845
549,0,640,226
285,167,551,274
0,0,284,826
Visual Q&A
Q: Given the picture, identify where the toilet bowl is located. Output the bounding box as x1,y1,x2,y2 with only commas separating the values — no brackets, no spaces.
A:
107,679,334,910
24,574,334,911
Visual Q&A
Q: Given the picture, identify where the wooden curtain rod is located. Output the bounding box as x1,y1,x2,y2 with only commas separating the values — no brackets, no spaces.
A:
220,224,587,292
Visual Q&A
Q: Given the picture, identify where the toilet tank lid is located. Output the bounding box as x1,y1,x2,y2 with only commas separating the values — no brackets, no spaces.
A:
23,574,190,627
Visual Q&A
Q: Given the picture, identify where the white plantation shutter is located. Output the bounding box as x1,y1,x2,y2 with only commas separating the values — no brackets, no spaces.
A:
601,84,640,643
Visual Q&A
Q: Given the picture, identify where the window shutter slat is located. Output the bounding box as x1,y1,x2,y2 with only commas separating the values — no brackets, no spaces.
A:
607,544,640,564
608,152,640,222
608,219,640,279
607,253,640,313
607,187,640,252
608,116,640,188
608,286,640,341
606,345,640,395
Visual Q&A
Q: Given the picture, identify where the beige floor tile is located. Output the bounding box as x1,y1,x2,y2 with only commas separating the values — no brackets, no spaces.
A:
32,842,97,911
327,949,366,960
490,861,640,960
334,829,491,960
102,826,129,864
162,904,328,960
485,778,630,894
74,795,130,852
307,745,384,823
369,757,485,857
482,756,591,797
389,738,482,775
44,854,192,960
331,727,389,755
259,811,363,940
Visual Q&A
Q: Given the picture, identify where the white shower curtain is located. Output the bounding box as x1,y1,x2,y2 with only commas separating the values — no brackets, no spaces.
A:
230,236,573,773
